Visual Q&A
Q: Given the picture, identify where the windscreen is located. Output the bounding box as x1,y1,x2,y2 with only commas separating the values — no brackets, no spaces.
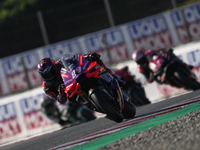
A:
61,54,77,70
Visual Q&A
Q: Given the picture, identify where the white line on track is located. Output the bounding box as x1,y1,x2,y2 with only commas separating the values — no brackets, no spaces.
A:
50,97,200,150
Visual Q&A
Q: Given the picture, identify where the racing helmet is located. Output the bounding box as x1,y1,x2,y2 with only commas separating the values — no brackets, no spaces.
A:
132,50,148,66
38,58,57,81
145,49,160,62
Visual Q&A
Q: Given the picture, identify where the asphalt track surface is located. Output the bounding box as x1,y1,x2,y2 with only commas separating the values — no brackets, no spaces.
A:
1,89,200,150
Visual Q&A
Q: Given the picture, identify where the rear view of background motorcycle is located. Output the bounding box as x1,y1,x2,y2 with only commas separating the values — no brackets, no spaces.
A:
113,66,151,106
40,95,96,127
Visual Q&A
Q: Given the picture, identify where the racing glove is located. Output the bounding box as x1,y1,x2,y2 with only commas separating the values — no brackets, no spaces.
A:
85,53,103,66
57,84,67,104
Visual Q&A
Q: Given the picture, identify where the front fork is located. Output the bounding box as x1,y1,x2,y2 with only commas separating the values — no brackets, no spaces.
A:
114,78,125,112
102,72,128,112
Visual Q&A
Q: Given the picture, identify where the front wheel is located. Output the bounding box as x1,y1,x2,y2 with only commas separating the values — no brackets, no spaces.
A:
122,101,136,119
89,89,123,123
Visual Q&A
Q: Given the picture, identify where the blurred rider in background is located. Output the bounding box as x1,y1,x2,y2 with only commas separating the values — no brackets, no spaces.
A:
41,95,96,126
132,48,194,83
37,52,126,108
40,95,71,126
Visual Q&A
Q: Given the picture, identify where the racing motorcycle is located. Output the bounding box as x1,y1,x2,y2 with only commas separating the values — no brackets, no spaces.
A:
60,54,136,123
114,66,150,106
41,95,96,126
148,52,200,90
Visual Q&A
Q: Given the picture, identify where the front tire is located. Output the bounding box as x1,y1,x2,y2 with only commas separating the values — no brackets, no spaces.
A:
122,101,136,119
90,89,123,123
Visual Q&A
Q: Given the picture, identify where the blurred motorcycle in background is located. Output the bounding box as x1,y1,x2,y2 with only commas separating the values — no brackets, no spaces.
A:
40,95,96,127
113,66,151,106
148,50,200,90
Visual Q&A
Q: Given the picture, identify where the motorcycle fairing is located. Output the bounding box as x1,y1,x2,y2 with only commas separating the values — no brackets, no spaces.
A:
61,54,104,98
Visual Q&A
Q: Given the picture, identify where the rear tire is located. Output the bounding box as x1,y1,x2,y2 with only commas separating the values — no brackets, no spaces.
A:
174,70,200,90
90,89,123,123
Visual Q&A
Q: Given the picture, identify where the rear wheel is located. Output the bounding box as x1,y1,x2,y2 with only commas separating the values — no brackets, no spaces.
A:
90,89,123,123
174,70,200,90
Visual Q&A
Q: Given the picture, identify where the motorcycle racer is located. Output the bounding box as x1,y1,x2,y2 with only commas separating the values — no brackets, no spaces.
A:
37,53,126,105
132,48,194,83
41,95,96,126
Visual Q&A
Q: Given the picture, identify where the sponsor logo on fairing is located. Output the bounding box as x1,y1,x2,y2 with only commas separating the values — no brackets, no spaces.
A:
79,55,83,66
86,62,94,71
83,61,90,70
61,73,70,79
63,78,73,85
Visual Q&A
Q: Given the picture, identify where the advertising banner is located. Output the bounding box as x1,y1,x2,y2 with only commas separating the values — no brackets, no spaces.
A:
126,14,174,50
22,51,43,87
83,28,130,65
183,3,200,40
0,88,60,144
0,102,21,140
19,93,53,130
170,10,189,43
1,56,27,92
42,39,83,61
0,79,3,95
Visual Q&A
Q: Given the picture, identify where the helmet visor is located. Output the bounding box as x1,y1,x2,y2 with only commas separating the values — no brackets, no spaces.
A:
40,66,56,80
136,56,147,65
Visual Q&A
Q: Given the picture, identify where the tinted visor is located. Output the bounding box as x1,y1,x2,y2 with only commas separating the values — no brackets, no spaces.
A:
136,56,147,65
40,67,56,80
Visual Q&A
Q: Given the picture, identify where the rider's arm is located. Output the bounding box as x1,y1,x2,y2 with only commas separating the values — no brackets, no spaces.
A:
84,53,125,86
84,53,103,66
57,84,68,104
42,82,67,104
